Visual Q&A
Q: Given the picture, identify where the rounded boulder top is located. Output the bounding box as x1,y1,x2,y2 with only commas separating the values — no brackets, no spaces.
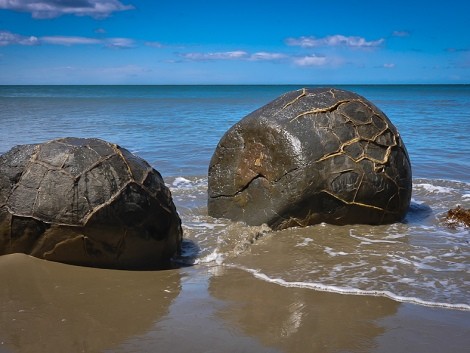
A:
0,137,182,269
208,87,412,229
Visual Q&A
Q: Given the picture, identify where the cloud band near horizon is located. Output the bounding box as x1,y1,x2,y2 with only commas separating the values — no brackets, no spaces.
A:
285,35,384,48
0,29,390,68
0,30,134,48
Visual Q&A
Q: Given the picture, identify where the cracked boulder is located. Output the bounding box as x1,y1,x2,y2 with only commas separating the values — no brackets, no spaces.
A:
208,88,412,229
0,137,182,269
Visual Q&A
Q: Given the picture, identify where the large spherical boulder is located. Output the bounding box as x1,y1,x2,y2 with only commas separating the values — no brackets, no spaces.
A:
0,137,182,269
208,88,412,229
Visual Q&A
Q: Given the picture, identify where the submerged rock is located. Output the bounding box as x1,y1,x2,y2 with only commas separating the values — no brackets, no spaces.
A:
208,88,412,229
0,137,182,269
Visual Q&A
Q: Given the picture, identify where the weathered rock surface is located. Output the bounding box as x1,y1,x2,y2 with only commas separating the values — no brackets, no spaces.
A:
208,88,412,229
0,137,182,269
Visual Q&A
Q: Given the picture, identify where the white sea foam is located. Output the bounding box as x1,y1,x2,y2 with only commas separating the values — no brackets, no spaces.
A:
172,177,192,188
234,266,470,311
184,222,225,230
195,250,224,265
384,233,406,240
381,265,398,274
349,230,400,244
397,277,415,284
415,183,455,193
410,198,424,204
295,238,314,247
324,247,348,256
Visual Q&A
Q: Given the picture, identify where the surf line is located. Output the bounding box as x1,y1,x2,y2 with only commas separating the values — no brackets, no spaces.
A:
231,265,470,312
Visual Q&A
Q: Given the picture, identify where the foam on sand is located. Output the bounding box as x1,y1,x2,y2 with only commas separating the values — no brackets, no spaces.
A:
235,266,470,312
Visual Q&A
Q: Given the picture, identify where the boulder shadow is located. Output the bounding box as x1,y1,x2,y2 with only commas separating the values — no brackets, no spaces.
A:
403,201,433,224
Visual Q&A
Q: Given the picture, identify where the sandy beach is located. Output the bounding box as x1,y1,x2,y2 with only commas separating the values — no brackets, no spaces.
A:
1,253,468,353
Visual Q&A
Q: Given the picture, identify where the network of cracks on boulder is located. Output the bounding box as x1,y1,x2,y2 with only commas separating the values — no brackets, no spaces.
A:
1,139,179,265
4,139,169,227
234,88,410,224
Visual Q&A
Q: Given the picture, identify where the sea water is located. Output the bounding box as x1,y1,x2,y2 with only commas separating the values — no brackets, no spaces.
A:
1,84,469,311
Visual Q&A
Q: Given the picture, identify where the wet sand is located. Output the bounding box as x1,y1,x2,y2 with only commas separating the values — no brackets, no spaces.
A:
1,254,469,353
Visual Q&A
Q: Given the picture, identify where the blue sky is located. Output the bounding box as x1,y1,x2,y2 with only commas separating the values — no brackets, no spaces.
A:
0,0,469,84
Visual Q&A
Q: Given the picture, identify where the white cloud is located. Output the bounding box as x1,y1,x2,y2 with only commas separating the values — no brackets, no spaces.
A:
249,52,287,61
41,36,101,45
0,31,134,48
0,31,39,46
286,35,384,48
180,50,334,67
383,63,395,68
181,50,289,62
182,51,249,61
293,55,328,66
0,0,134,19
105,37,134,48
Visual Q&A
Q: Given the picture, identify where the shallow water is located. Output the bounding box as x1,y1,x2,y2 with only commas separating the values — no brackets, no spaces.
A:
1,85,469,352
170,176,470,311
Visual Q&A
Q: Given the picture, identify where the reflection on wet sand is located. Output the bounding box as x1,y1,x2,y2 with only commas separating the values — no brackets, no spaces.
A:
0,254,180,353
110,266,282,353
209,267,399,353
2,259,469,353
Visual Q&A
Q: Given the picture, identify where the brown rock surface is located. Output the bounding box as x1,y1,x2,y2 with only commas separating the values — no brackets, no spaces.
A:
0,137,182,269
444,206,470,228
208,88,412,229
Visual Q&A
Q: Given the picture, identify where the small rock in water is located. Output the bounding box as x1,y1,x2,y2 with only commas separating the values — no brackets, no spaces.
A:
444,205,470,228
